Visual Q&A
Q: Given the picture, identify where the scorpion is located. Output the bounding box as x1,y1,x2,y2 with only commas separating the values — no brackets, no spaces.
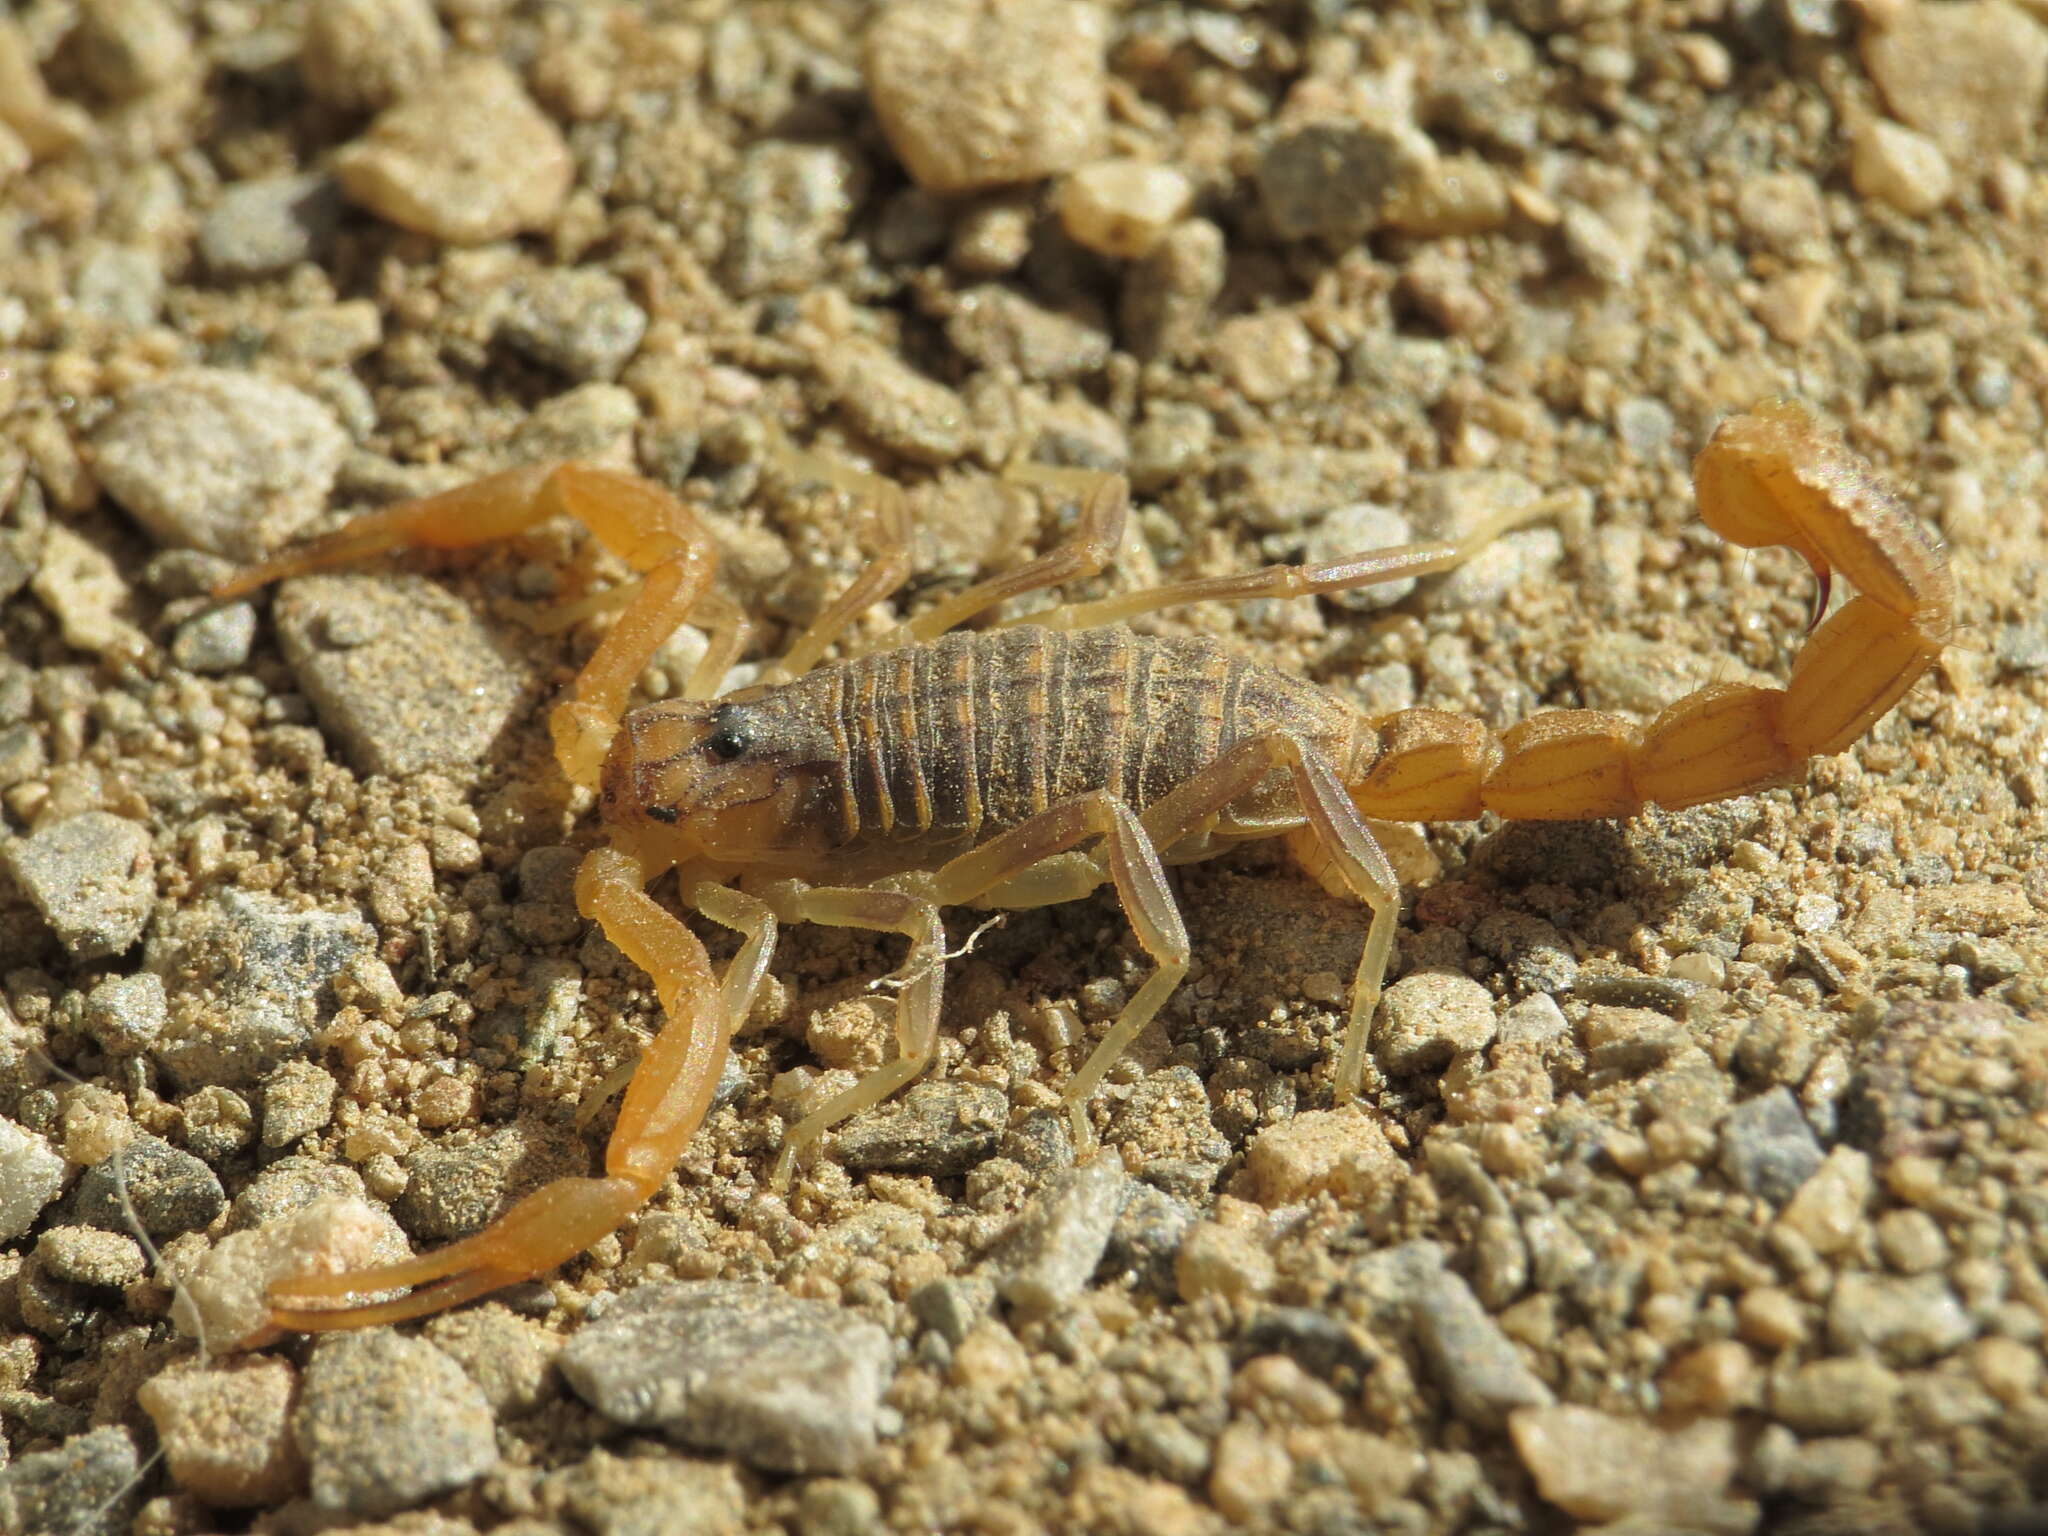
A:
211,399,1951,1331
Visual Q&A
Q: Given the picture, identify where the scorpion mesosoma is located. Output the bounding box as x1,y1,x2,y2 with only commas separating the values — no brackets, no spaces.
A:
214,400,1951,1331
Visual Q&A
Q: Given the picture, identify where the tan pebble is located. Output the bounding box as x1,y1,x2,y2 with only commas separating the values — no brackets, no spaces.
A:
806,998,891,1073
1769,1355,1900,1435
1243,1109,1402,1205
1211,311,1316,404
1774,1145,1871,1256
1861,0,2048,163
1385,156,1509,237
1661,1339,1756,1415
1509,1405,1740,1524
1970,1336,2042,1405
1737,1286,1807,1350
137,1357,305,1507
1851,120,1954,216
1672,33,1732,88
1231,1355,1344,1425
1058,159,1192,259
1752,267,1836,346
410,1074,473,1129
950,1320,1032,1389
1175,1221,1275,1302
300,0,446,113
864,0,1108,194
1208,1420,1291,1524
334,59,572,244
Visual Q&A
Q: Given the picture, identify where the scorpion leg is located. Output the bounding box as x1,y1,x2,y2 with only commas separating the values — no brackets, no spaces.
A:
213,464,723,790
268,845,730,1328
761,469,915,683
922,793,1192,1147
757,884,946,1190
1136,734,1402,1106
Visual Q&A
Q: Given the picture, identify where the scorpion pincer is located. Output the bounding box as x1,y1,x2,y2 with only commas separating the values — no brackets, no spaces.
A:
211,399,1952,1330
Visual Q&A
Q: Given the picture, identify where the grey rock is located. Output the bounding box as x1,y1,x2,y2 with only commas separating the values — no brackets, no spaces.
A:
946,283,1111,383
35,1225,145,1288
828,345,971,466
0,724,43,790
545,1450,743,1536
830,1079,1005,1176
72,1135,225,1239
73,241,162,328
1827,1272,1977,1365
198,173,342,278
396,1126,542,1241
5,812,154,959
260,1058,338,1148
82,971,166,1053
500,268,649,382
1212,444,1399,533
1102,1182,1198,1292
93,368,348,560
229,1155,366,1228
990,1152,1129,1312
0,1425,140,1536
272,572,534,778
146,888,376,1088
170,601,256,672
295,1331,497,1516
1258,121,1425,241
1375,971,1496,1073
1348,333,1456,406
1406,1258,1554,1428
560,1281,896,1474
1719,1087,1824,1205
1302,502,1416,612
909,1275,995,1348
726,140,867,295
0,1117,66,1242
1125,1412,1211,1483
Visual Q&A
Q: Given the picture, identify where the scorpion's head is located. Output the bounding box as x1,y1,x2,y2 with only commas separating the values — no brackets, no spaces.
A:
598,691,840,868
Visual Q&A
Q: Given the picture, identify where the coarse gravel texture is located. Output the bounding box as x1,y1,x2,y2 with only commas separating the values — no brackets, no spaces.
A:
1,2,2046,1535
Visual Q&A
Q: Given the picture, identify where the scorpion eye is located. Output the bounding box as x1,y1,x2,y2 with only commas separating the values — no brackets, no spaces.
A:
705,707,752,761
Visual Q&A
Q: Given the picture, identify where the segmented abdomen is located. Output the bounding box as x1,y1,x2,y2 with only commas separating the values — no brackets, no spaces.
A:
816,627,1354,853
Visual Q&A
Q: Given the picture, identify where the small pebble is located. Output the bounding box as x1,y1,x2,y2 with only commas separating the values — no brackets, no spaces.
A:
37,1224,144,1288
559,1280,896,1474
74,0,191,99
1212,310,1315,403
864,0,1108,194
1175,1221,1274,1302
1719,1087,1824,1204
299,0,445,112
829,1079,1005,1175
1774,1145,1871,1256
1243,1108,1403,1205
1058,159,1192,259
93,368,348,560
6,811,154,960
261,1060,338,1148
147,888,377,1088
335,59,572,244
1509,1405,1741,1526
826,343,973,466
0,1426,141,1536
137,1357,305,1508
727,141,868,295
199,173,343,279
1851,119,1953,216
1770,1356,1899,1435
424,1307,562,1416
1208,1420,1291,1524
1827,1272,1976,1365
172,602,257,673
1861,0,2047,163
83,971,167,1054
1404,1259,1553,1427
1753,267,1836,345
990,1152,1129,1313
72,1135,226,1239
31,524,147,658
1257,122,1426,241
272,573,534,778
0,1117,66,1242
501,268,650,383
1374,972,1496,1073
295,1330,497,1516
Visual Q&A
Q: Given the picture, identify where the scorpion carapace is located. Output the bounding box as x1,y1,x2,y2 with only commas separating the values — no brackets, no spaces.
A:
210,400,1950,1331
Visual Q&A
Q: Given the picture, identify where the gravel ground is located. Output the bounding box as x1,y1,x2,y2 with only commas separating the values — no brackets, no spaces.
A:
2,2,2047,1533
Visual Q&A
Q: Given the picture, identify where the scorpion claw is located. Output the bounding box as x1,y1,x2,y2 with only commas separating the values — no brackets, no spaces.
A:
1807,562,1833,634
